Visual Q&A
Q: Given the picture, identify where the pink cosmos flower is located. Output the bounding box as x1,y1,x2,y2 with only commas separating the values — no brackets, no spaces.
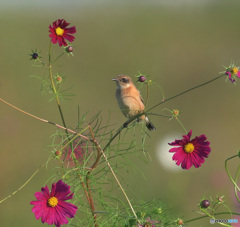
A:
30,180,78,227
168,130,211,170
49,19,76,47
225,66,240,83
62,139,89,167
138,217,160,227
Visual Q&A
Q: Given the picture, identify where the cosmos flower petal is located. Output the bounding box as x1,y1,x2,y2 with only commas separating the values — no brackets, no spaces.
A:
64,26,76,34
58,201,78,218
62,33,75,42
54,181,73,200
51,206,69,227
181,154,193,169
169,147,181,153
172,149,186,164
59,19,70,29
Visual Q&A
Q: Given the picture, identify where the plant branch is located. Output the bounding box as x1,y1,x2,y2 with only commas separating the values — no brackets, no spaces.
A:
48,41,68,135
147,73,226,113
0,97,89,141
225,154,240,197
182,212,240,226
0,157,52,204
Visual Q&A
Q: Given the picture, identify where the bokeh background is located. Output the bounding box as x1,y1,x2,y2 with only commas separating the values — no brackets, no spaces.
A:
1,0,240,226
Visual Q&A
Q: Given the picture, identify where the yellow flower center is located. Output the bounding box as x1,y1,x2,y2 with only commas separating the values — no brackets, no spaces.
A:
55,27,64,36
184,143,194,153
48,196,58,207
233,67,239,75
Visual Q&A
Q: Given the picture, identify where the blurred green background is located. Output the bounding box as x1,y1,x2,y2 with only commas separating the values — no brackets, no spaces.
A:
1,0,240,226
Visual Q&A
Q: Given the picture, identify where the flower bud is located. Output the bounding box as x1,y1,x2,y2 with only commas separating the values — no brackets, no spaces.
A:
31,53,39,59
56,76,63,83
138,75,146,82
68,46,73,52
201,199,210,208
65,46,73,53
55,150,61,156
172,109,180,117
177,219,183,225
217,196,224,203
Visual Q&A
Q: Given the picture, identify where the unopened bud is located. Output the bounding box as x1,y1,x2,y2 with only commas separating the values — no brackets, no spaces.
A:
138,75,146,82
177,219,183,225
201,199,210,208
31,53,38,59
55,150,61,156
66,46,73,53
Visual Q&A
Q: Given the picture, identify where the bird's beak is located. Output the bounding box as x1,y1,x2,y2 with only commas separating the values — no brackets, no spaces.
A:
112,78,117,81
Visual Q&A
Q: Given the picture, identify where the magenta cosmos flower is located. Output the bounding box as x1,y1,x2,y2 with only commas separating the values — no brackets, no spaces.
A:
138,217,160,227
30,180,78,227
168,130,211,170
225,66,240,83
61,139,91,167
49,19,76,47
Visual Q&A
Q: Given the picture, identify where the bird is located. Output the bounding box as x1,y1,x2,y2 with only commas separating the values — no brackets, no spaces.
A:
112,74,156,131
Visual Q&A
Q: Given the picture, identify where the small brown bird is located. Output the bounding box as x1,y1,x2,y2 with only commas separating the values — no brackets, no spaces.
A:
112,74,156,131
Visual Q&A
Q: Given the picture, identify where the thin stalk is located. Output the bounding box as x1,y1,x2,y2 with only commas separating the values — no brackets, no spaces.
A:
0,98,89,141
48,41,68,135
147,73,226,113
175,117,188,134
182,212,240,226
86,176,98,227
0,157,52,204
225,155,240,192
53,52,65,63
234,164,240,202
225,154,240,203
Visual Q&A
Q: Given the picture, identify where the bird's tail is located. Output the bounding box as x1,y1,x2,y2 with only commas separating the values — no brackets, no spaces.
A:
145,116,156,131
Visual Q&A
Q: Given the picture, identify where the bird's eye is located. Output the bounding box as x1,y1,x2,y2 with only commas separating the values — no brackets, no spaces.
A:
121,78,129,83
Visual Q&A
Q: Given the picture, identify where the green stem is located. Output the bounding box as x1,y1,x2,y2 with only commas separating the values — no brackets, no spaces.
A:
234,164,240,202
182,212,240,226
48,41,68,134
53,52,65,63
175,117,188,134
0,157,52,204
225,154,240,202
225,155,240,192
146,73,226,113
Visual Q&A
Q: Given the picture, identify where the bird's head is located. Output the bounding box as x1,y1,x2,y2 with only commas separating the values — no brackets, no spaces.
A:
112,75,133,89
